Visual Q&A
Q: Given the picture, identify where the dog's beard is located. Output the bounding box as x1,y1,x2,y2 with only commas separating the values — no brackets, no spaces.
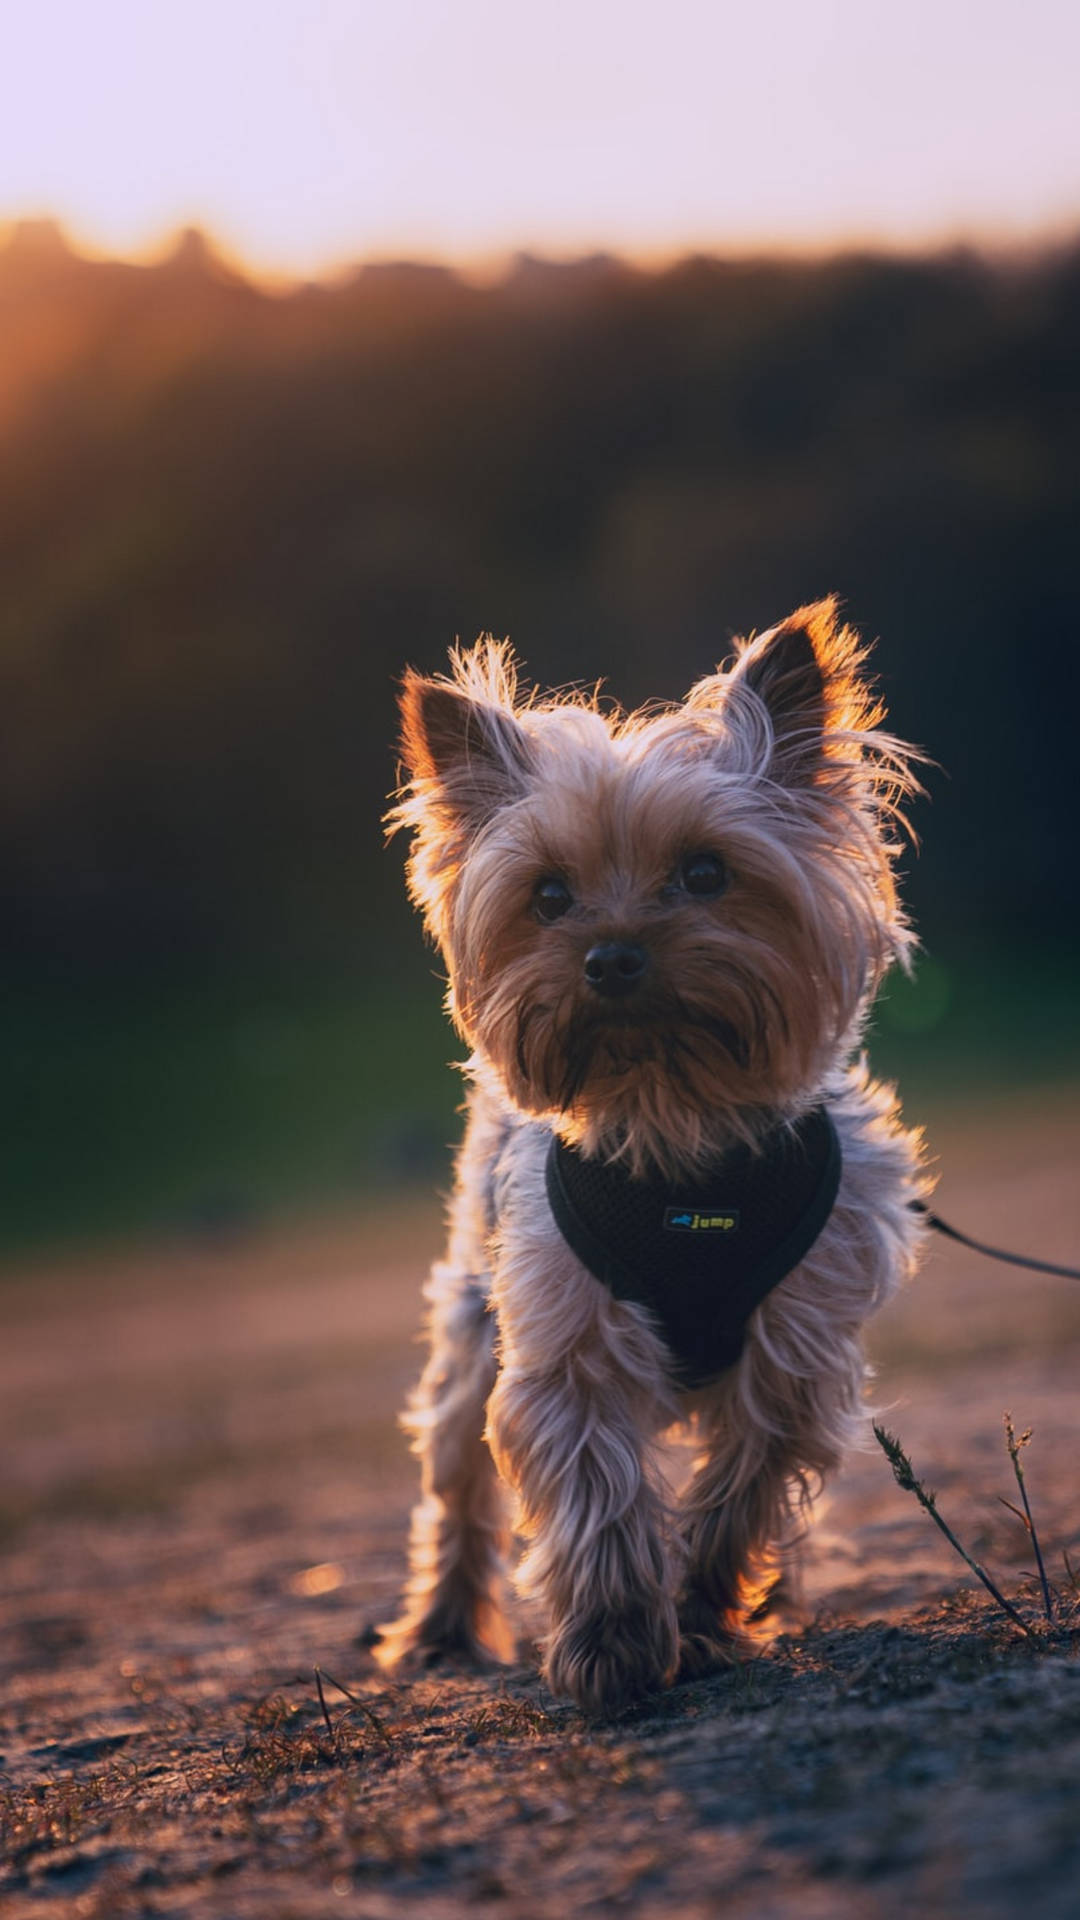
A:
511,989,758,1115
464,923,846,1182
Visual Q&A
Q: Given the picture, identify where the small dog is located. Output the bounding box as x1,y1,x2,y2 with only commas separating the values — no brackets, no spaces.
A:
380,599,929,1714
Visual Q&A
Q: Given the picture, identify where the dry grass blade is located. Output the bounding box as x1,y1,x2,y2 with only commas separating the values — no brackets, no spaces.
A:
314,1665,336,1742
318,1667,396,1751
1003,1412,1054,1623
873,1423,1031,1635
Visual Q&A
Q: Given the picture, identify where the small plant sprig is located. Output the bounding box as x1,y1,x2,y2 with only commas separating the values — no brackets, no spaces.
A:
1000,1413,1054,1624
314,1665,395,1751
873,1423,1031,1634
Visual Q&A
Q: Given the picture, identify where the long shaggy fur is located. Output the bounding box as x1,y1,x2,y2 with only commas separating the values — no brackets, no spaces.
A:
381,598,931,1714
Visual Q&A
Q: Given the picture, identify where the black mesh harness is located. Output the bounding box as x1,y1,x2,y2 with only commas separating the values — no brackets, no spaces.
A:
544,1107,842,1386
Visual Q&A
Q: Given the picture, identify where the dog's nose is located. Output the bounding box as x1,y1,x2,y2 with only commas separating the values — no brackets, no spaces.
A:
583,942,648,997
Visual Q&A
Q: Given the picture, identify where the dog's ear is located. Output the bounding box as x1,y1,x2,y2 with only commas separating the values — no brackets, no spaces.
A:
397,639,534,827
692,598,880,785
733,611,826,760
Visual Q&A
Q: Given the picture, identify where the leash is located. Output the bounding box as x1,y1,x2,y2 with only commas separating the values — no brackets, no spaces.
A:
916,1201,1080,1282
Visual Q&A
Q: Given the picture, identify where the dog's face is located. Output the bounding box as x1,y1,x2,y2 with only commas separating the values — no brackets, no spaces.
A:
391,600,919,1172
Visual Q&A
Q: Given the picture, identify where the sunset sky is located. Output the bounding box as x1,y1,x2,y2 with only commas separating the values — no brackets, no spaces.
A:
4,0,1079,275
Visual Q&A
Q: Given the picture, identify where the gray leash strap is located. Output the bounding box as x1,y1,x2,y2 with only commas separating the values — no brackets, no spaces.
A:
915,1200,1080,1282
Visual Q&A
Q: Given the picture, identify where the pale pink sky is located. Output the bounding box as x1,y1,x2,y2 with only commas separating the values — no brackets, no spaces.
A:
3,0,1079,274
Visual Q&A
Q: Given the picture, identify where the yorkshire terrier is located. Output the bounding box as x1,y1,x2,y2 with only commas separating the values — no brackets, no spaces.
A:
380,598,929,1715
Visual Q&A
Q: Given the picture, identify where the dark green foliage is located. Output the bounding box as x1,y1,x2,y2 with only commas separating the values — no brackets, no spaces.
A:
2,228,1078,979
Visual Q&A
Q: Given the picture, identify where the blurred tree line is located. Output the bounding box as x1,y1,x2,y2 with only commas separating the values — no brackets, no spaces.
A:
2,218,1078,990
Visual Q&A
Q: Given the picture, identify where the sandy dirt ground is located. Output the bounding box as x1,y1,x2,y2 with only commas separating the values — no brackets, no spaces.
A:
2,1086,1080,1918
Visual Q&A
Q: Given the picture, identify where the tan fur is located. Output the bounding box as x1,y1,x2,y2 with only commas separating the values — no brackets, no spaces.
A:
380,600,931,1714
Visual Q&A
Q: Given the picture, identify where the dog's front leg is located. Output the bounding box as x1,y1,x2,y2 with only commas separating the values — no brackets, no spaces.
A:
676,1421,794,1674
487,1231,678,1716
677,1324,862,1673
378,1264,511,1670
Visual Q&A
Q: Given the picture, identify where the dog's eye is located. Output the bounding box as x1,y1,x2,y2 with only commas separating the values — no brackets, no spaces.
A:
680,852,728,897
534,876,573,922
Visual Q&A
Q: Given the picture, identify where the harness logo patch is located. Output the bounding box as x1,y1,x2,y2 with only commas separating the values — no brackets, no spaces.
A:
663,1207,740,1233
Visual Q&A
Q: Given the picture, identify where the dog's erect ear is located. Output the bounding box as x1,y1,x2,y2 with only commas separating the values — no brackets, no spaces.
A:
734,614,826,756
398,643,534,827
694,598,879,785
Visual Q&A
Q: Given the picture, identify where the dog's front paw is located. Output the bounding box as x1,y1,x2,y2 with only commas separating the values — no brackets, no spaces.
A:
545,1601,678,1717
372,1607,504,1676
676,1630,739,1681
676,1589,751,1678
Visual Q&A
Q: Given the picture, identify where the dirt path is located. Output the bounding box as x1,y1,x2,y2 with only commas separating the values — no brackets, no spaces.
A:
2,1089,1079,1917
